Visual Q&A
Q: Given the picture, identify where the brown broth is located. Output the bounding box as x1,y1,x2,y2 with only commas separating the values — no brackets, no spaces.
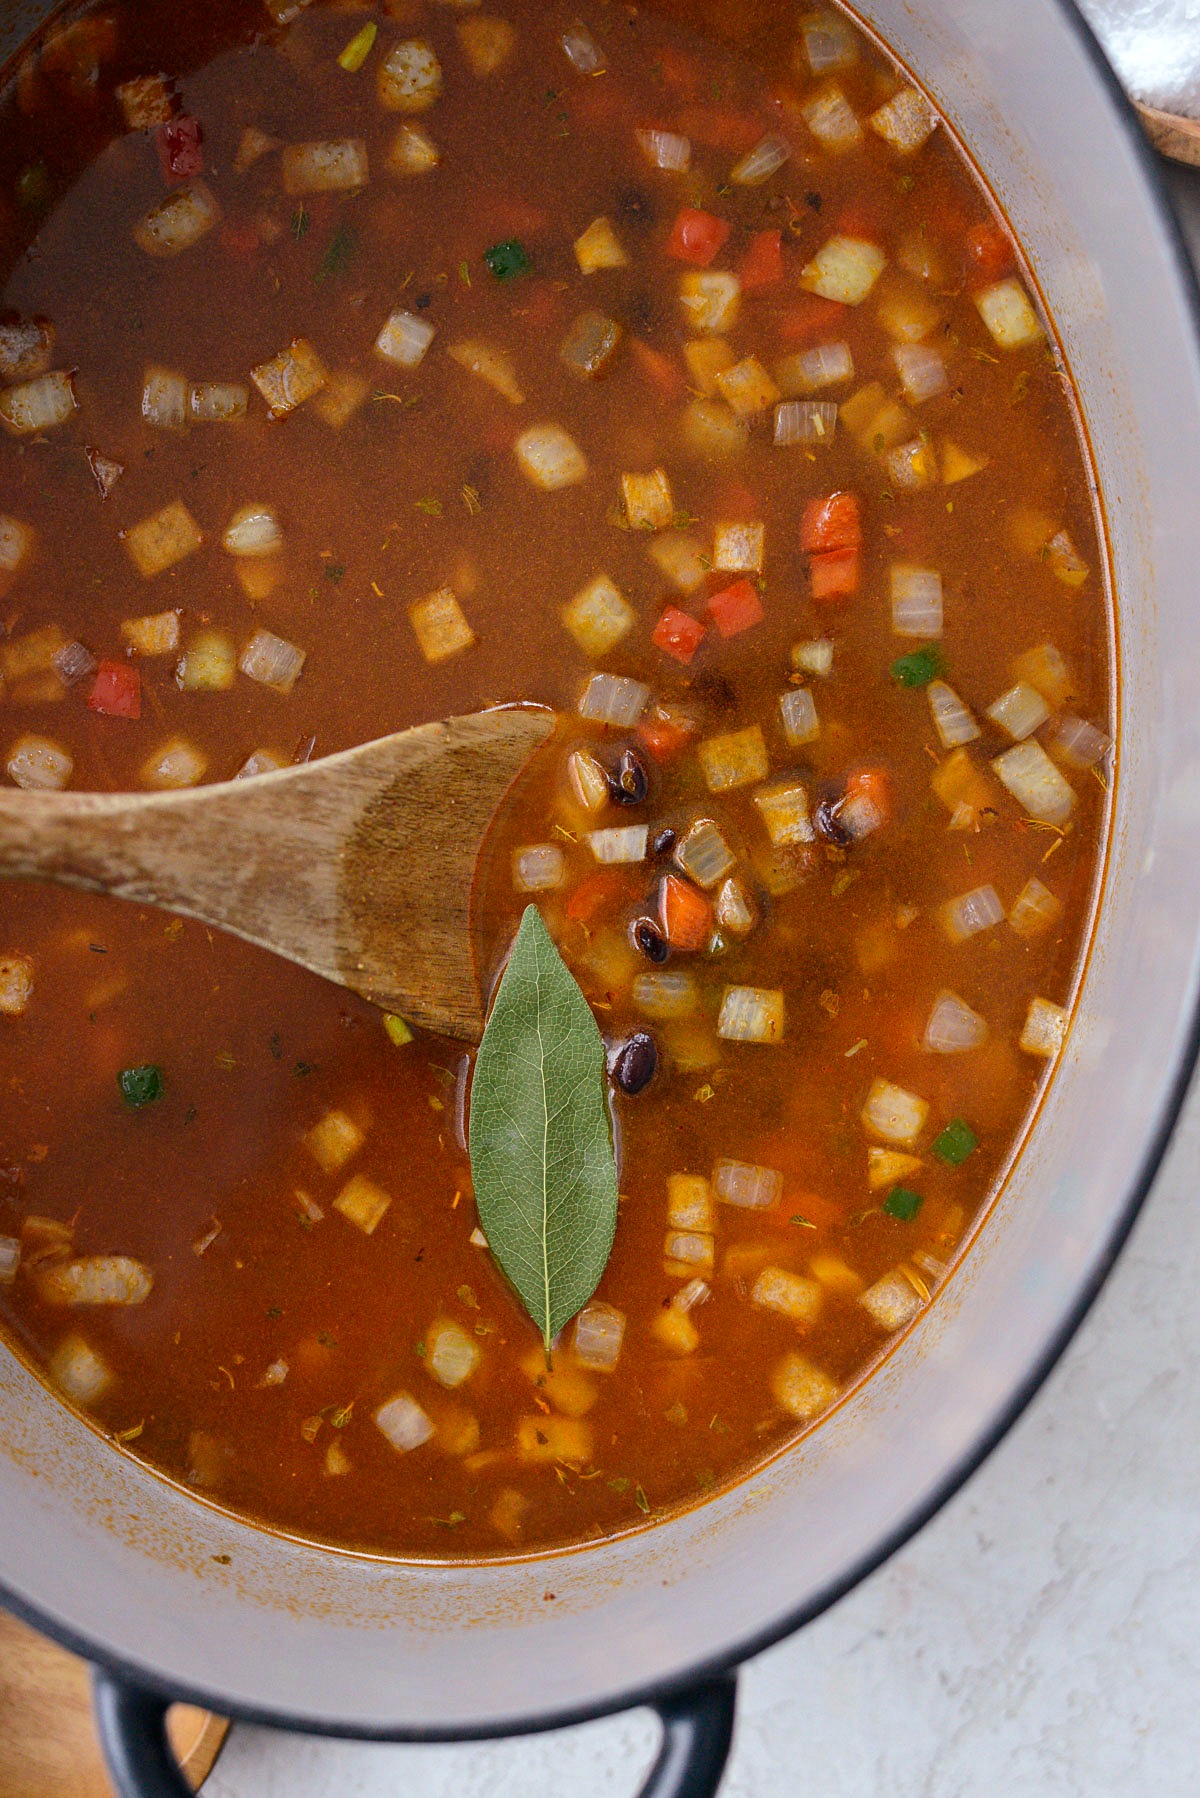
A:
0,0,1109,1559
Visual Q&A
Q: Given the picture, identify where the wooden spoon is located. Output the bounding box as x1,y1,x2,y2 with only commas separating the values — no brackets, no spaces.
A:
0,707,555,1042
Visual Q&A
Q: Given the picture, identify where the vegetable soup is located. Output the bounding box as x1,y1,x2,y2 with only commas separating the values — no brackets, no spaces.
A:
0,0,1110,1559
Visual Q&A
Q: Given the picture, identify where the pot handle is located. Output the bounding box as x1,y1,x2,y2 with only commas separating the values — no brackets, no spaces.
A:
92,1665,738,1798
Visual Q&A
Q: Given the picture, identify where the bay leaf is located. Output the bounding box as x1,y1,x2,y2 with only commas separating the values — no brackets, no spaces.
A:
469,904,619,1354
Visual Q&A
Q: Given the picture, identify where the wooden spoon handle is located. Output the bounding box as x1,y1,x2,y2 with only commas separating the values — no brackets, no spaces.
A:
0,787,201,899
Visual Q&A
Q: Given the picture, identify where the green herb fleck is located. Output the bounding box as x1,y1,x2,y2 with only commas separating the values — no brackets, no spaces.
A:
457,1283,479,1310
607,1475,629,1494
932,1117,978,1166
414,1340,427,1359
634,1484,651,1514
458,259,471,286
324,562,345,584
267,1305,282,1319
316,222,357,282
328,1403,353,1428
118,1065,163,1109
790,1213,816,1229
268,1031,283,1060
883,1185,924,1221
891,645,945,688
291,204,310,240
294,1060,315,1077
383,1012,414,1047
483,238,531,281
415,496,443,516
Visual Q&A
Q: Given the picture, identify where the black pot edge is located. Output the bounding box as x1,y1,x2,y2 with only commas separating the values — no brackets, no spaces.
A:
3,0,1200,1755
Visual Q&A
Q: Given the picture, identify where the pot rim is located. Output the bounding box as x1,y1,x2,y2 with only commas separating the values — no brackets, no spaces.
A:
3,0,1199,1752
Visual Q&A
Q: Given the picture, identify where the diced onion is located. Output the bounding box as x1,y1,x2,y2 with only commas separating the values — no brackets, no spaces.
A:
927,680,979,748
649,532,707,593
5,734,72,791
0,957,33,1017
800,235,886,306
235,749,287,781
387,123,440,176
512,844,565,891
447,338,524,405
674,818,735,889
840,789,884,840
457,15,515,77
940,883,1004,943
176,630,235,692
239,629,305,693
141,738,207,790
892,341,947,402
133,181,220,257
751,1266,822,1323
666,1173,715,1231
35,1255,152,1307
713,1158,782,1210
0,316,53,382
715,876,757,937
1045,529,1089,587
0,370,75,435
561,573,634,656
778,687,819,747
712,521,764,572
565,748,609,813
975,277,1042,350
1012,641,1073,707
801,84,862,152
869,87,936,154
992,741,1076,824
250,338,328,418
672,1277,711,1313
867,1147,922,1192
574,216,628,274
1051,713,1111,769
1020,995,1068,1058
121,611,180,657
986,681,1050,741
753,778,814,847
124,500,204,578
375,309,435,369
577,671,649,726
51,639,97,685
1009,876,1062,937
374,1392,434,1452
636,127,690,171
664,1230,714,1277
409,588,475,664
771,1350,839,1419
621,466,674,529
514,423,588,489
49,1335,112,1404
573,1302,625,1371
799,12,857,73
887,438,937,491
141,365,188,431
860,1271,923,1331
587,825,647,864
717,985,784,1044
377,40,443,112
923,989,988,1052
890,563,943,637
730,134,791,185
774,399,838,446
189,381,249,424
861,1077,928,1147
791,638,833,678
280,138,369,196
0,512,31,575
678,271,740,335
776,340,854,394
561,21,606,74
0,1236,20,1281
632,971,698,1019
697,725,768,792
427,1320,481,1389
223,504,282,557
258,1357,289,1388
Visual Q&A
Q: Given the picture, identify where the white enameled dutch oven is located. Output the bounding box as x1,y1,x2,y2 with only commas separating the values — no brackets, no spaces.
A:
3,3,1200,1793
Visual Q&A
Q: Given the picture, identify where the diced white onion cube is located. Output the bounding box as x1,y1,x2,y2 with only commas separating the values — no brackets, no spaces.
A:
52,639,96,684
239,629,305,694
801,235,886,306
0,1235,20,1280
636,127,690,170
141,366,188,431
751,1267,822,1324
409,588,475,664
0,513,32,575
674,819,735,889
235,749,287,781
561,574,634,657
566,748,609,813
189,381,249,424
141,738,207,790
633,971,698,1019
5,734,72,791
447,338,525,405
223,504,282,557
375,309,435,369
377,40,443,112
791,638,834,678
712,521,764,573
799,12,857,73
515,423,588,489
573,1302,625,1371
714,1158,782,1210
0,956,33,1017
777,341,854,393
561,20,606,74
374,1392,434,1452
1051,714,1111,769
717,986,784,1044
512,844,565,891
802,84,862,151
679,271,740,335
861,1077,928,1147
49,1335,112,1404
731,134,791,185
986,681,1050,741
577,671,649,727
698,726,768,793
426,1320,481,1389
1020,995,1068,1058
774,399,838,446
667,1173,715,1231
250,338,328,417
753,778,814,847
941,884,1004,943
927,680,979,748
778,687,819,747
587,825,647,865
976,277,1042,349
923,989,988,1052
134,181,220,257
281,138,369,195
890,563,943,637
992,741,1076,824
0,370,76,435
869,87,936,154
715,876,757,937
771,1350,839,1419
1009,877,1062,937
887,438,937,491
892,341,947,402
387,123,440,176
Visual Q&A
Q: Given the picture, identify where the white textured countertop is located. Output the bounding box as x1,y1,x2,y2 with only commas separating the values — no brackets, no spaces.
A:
200,157,1200,1798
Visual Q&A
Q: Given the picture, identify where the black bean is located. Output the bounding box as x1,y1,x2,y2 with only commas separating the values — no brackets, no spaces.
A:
652,827,677,857
815,796,852,848
633,918,669,963
689,670,738,716
609,747,649,806
613,1032,658,1096
615,182,652,222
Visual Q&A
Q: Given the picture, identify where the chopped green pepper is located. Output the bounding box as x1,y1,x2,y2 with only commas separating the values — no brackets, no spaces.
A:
883,1185,924,1221
119,1065,163,1109
932,1117,978,1165
890,646,945,688
383,1012,414,1046
484,238,531,281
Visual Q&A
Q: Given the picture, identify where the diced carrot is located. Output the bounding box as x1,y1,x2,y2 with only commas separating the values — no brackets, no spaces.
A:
846,766,892,824
87,660,141,720
706,578,764,638
676,104,763,154
660,875,713,951
774,296,848,346
738,228,783,292
639,708,696,761
665,207,731,268
566,868,626,925
652,606,706,665
835,197,886,243
800,491,862,555
965,218,1015,283
631,339,686,403
809,548,859,602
